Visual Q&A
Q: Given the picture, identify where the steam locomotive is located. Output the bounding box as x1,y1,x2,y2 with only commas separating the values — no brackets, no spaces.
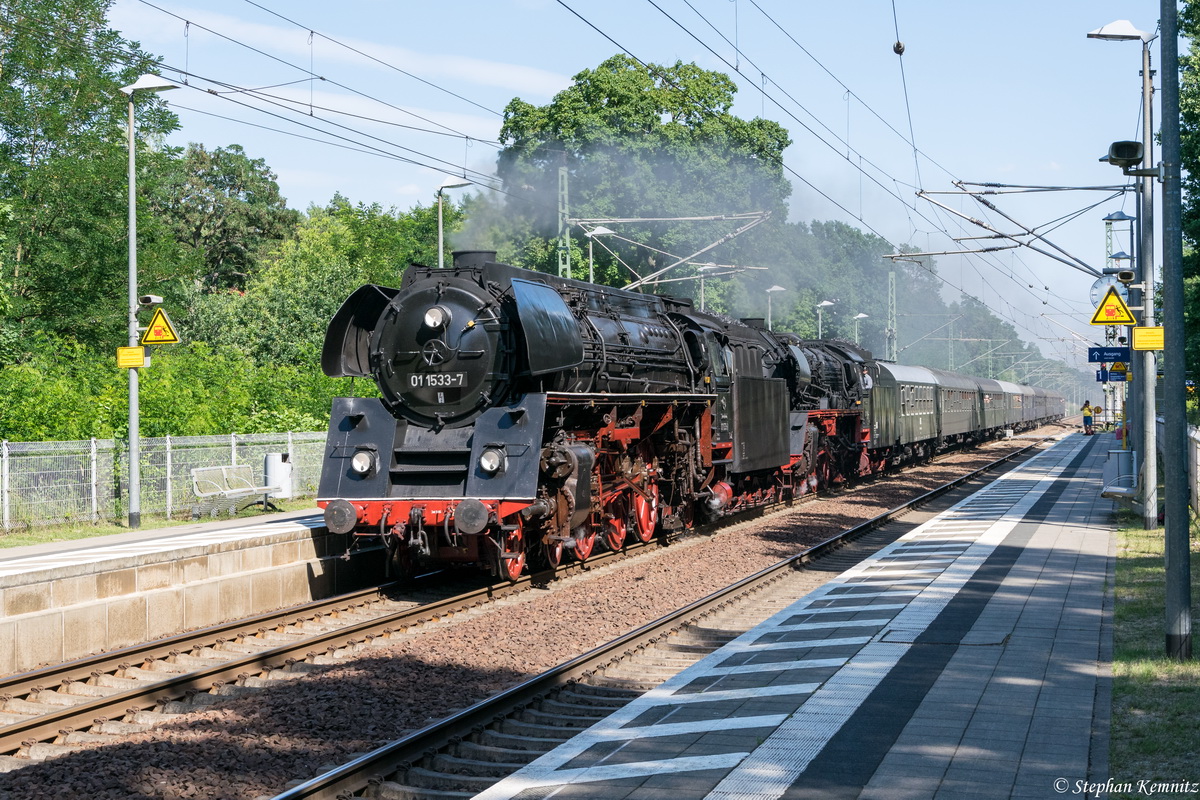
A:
317,251,1064,581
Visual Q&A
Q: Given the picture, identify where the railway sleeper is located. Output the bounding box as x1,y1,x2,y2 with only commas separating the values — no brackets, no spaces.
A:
90,672,149,689
93,719,157,735
18,741,88,761
0,755,29,773
243,672,305,687
59,680,113,697
428,752,526,778
556,682,641,703
582,673,670,692
451,739,545,765
495,716,582,739
0,710,33,725
374,778,471,800
209,640,268,655
14,689,90,708
60,730,118,745
173,652,234,667
266,662,327,678
474,727,571,752
157,692,225,713
121,663,190,679
598,656,702,678
124,709,175,725
2,697,69,715
513,705,598,728
401,765,500,792
535,696,621,719
661,638,733,655
209,682,260,697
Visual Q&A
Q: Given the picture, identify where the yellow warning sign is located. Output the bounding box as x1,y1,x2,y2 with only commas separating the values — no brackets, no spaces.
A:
140,307,180,345
1089,286,1137,326
1110,361,1127,373
117,346,146,369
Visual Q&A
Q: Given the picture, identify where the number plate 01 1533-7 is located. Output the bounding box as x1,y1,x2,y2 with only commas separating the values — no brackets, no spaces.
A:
409,371,467,388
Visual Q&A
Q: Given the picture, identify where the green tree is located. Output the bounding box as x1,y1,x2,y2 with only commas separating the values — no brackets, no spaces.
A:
0,0,178,352
152,143,300,292
1178,0,1200,391
497,54,792,281
184,198,440,367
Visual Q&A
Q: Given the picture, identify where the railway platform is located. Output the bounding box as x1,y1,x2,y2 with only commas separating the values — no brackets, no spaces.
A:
476,432,1114,800
0,508,385,676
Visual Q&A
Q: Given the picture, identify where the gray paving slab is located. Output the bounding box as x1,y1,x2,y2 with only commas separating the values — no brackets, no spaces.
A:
472,434,1114,800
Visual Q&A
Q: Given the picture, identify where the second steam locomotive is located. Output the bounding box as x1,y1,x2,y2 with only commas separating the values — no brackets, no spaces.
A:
317,251,1064,581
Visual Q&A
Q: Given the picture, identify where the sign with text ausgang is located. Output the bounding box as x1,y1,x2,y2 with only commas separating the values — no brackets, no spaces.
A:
1088,346,1130,363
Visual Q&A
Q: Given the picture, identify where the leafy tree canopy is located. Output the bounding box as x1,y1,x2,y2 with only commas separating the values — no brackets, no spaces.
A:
152,143,300,292
0,0,178,350
497,54,792,279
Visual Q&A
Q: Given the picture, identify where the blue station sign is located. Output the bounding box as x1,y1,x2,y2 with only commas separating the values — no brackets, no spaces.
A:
1088,346,1131,363
1096,369,1108,382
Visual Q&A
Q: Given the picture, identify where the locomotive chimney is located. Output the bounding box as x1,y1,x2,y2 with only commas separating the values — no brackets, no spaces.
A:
452,250,498,269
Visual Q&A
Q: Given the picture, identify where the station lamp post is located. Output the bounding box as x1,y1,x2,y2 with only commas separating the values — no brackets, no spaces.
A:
437,176,471,269
585,226,615,284
816,299,835,339
1090,13,1190,659
1088,19,1157,529
120,74,178,530
766,285,786,330
853,313,869,345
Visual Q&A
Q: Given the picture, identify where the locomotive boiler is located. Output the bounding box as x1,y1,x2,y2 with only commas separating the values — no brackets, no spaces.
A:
317,250,1063,582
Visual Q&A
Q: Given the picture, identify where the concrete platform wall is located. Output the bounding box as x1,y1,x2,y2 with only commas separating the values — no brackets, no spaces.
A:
0,529,385,675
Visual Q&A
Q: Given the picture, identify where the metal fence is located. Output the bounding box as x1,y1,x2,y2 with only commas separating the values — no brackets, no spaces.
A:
1,432,327,530
1153,420,1200,518
1190,427,1200,515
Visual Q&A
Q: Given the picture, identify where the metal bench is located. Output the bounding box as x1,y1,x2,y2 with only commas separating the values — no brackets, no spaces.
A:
1101,473,1139,504
1100,449,1139,508
191,465,280,519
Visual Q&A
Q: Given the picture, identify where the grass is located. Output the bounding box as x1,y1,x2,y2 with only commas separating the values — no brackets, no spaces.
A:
1109,510,1200,796
0,497,319,549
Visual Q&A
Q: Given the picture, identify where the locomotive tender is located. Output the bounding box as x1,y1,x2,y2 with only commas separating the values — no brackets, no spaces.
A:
318,251,1064,581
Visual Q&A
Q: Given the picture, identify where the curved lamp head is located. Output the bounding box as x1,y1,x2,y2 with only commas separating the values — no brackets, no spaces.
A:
120,74,180,95
438,176,472,193
1086,20,1152,42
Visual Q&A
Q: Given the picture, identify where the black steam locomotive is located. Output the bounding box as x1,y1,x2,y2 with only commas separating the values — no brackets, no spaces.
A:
317,251,1064,581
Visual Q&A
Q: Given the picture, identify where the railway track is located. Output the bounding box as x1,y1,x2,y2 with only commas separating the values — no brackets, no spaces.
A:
0,436,1052,780
0,540,658,768
270,440,1046,800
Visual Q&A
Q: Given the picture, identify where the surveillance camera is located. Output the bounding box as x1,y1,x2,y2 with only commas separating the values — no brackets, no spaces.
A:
138,294,163,306
1115,270,1136,285
1106,141,1144,169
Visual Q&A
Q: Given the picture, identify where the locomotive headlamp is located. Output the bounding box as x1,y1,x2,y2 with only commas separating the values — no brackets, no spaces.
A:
479,446,506,475
423,305,451,330
350,450,375,476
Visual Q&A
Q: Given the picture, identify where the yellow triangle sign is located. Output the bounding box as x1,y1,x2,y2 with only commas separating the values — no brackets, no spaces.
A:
1089,286,1136,326
140,307,181,345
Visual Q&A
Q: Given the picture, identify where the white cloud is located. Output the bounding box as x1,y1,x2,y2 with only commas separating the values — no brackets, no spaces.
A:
110,2,566,98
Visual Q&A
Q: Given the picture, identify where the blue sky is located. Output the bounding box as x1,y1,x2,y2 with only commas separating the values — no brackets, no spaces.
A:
108,0,1163,367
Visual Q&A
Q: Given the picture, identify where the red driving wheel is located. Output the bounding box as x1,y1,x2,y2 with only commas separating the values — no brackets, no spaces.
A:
633,483,658,543
499,515,526,582
604,495,628,552
573,524,597,561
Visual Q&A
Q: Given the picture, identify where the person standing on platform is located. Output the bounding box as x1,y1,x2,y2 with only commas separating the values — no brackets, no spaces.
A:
1082,401,1094,435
